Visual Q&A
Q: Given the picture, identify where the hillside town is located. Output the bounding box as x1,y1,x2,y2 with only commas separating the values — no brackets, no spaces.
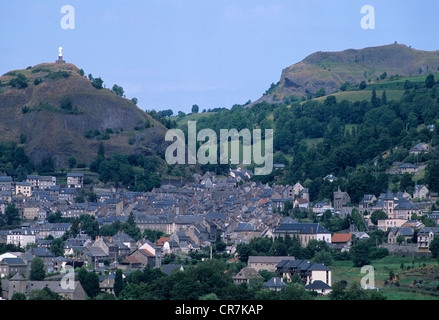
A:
0,164,437,300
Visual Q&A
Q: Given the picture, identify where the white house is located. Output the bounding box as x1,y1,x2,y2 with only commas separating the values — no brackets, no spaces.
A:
7,229,36,247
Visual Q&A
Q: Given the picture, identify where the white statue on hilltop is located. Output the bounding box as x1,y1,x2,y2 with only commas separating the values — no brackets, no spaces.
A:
59,47,63,57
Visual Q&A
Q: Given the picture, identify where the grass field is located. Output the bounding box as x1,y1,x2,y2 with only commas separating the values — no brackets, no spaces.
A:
331,255,439,300
313,89,404,104
173,112,216,128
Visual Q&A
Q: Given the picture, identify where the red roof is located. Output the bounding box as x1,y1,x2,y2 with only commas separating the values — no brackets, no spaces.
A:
331,233,352,243
156,236,170,246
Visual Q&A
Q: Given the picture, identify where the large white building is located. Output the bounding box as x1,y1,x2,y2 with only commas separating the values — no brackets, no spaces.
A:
7,229,36,247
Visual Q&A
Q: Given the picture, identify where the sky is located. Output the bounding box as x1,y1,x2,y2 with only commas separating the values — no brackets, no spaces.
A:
1,0,438,114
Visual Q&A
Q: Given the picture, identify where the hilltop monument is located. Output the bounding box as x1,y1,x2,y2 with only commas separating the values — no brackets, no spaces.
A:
56,46,65,64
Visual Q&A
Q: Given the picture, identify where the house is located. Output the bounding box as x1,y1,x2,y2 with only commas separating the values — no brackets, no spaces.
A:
273,221,332,246
276,259,331,287
67,172,84,188
59,188,76,202
23,201,40,220
312,201,333,214
247,256,296,272
64,234,92,257
359,194,377,212
294,198,309,210
1,273,86,300
273,164,285,171
377,219,408,232
393,199,420,220
7,229,36,247
99,273,115,295
397,163,418,174
230,222,260,244
264,277,287,291
323,174,337,183
333,187,351,210
35,223,71,239
81,246,109,268
135,212,175,234
378,190,420,219
27,248,56,272
15,182,32,197
120,240,161,270
0,176,13,191
39,176,57,190
417,227,439,253
413,185,429,200
331,233,352,251
388,227,414,244
91,236,119,262
233,267,263,285
305,280,332,296
161,264,184,275
26,175,40,189
112,231,137,253
409,143,429,155
0,257,28,278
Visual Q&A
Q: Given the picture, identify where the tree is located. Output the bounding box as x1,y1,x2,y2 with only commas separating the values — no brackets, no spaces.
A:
381,90,387,105
311,250,333,266
11,292,27,300
371,88,380,107
78,268,101,299
370,210,388,225
68,156,77,169
429,236,439,258
9,73,28,89
316,87,326,97
279,282,312,300
50,237,65,257
29,257,46,280
91,77,104,89
191,104,199,113
112,84,124,97
5,203,20,227
396,235,405,245
28,287,63,300
114,269,124,297
60,96,73,110
328,280,348,300
359,81,367,90
131,97,138,105
426,74,435,89
350,241,371,267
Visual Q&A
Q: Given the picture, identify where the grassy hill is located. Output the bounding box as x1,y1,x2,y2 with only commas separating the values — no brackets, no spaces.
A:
0,62,169,167
257,43,439,103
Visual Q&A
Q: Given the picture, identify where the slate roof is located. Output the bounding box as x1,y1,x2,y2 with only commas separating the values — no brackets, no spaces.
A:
233,267,263,280
305,280,332,290
276,259,330,272
264,277,287,289
161,264,183,275
274,222,330,235
234,222,256,232
2,257,27,266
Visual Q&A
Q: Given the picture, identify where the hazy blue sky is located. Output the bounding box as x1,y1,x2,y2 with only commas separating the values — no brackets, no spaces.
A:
1,1,438,114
